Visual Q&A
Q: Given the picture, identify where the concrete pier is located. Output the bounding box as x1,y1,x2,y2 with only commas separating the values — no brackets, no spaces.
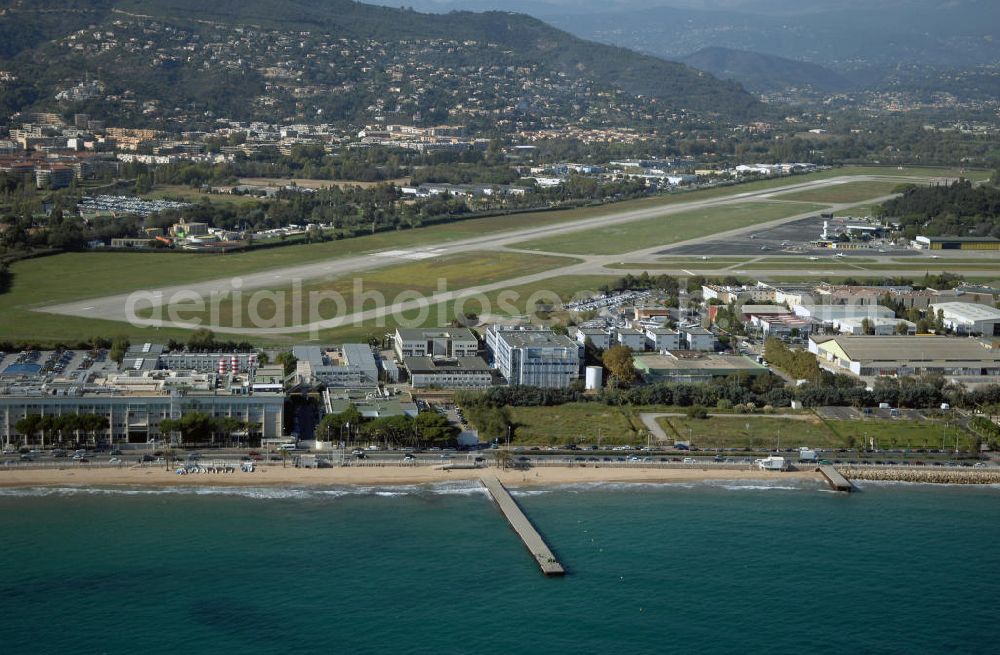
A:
819,465,853,492
480,476,565,576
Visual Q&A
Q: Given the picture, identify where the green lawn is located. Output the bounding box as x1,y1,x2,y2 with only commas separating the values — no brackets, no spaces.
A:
891,257,1000,264
508,404,645,445
502,404,975,451
512,202,829,255
143,185,263,209
736,262,865,271
606,259,752,270
824,419,974,451
854,262,1000,272
660,415,839,449
146,251,578,328
660,414,976,451
771,180,904,204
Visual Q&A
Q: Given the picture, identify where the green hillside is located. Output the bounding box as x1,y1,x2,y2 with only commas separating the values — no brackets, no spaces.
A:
0,0,761,127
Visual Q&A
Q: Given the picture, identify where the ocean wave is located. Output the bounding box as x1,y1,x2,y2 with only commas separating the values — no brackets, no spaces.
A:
717,484,801,491
509,489,552,497
0,480,491,500
510,481,698,495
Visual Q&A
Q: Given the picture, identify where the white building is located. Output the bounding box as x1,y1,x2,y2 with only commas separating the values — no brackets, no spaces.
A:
394,328,478,360
834,317,915,336
616,328,646,351
792,304,896,323
645,327,681,352
574,327,612,350
681,326,714,352
928,302,1000,337
751,314,814,339
292,344,379,387
486,326,580,388
0,368,284,446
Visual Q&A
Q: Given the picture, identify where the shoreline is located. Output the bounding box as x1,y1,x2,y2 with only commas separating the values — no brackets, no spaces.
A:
0,465,823,489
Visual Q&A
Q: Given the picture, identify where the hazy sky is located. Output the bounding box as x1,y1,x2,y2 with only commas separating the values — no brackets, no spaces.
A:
365,0,951,15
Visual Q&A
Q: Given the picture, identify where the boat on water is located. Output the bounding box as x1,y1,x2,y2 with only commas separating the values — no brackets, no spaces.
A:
755,456,789,471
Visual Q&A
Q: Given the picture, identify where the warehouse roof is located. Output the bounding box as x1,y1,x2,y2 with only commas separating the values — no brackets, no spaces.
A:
403,356,490,374
814,336,1000,363
929,302,1000,321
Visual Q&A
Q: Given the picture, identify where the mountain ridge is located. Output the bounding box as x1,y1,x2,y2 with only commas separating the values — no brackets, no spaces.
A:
682,47,855,94
0,0,763,127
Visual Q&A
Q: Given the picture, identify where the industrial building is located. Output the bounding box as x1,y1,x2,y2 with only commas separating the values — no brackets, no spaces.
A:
750,314,814,339
393,328,479,360
486,325,580,388
633,352,767,384
402,356,493,389
928,302,1000,337
292,344,379,387
738,304,792,321
913,236,1000,251
792,304,896,323
809,335,1000,378
834,317,915,336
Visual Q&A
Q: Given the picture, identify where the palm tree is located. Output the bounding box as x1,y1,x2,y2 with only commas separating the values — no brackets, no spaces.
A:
38,415,55,448
493,449,513,471
14,415,41,448
162,448,176,471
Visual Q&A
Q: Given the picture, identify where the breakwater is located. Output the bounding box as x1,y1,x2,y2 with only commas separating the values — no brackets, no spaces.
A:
839,466,1000,485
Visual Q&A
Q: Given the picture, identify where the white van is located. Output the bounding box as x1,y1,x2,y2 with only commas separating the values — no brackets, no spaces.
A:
277,443,297,451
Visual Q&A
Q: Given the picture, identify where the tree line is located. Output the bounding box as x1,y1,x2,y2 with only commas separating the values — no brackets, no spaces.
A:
14,414,109,447
314,405,458,447
881,179,1000,239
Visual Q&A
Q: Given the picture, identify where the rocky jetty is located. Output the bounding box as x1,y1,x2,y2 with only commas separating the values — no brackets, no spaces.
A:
839,466,1000,485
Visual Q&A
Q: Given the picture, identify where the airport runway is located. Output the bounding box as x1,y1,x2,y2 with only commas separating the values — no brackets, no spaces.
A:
38,173,983,335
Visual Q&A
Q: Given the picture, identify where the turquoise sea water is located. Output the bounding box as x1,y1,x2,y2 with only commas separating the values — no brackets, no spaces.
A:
0,479,997,654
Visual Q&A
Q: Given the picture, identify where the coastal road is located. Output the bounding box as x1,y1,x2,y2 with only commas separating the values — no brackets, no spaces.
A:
36,173,970,335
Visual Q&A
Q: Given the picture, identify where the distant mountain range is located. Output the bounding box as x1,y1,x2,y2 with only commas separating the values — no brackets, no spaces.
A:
681,47,854,94
370,0,1000,85
0,0,762,127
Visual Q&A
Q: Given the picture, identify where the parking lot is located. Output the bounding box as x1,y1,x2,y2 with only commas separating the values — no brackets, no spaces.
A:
659,215,919,257
0,348,115,382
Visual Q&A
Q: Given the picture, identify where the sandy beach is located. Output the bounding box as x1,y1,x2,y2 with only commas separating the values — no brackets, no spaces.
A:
0,465,823,488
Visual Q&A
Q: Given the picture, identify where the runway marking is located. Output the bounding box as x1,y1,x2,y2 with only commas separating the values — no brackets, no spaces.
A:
682,269,694,276
80,306,94,311
374,248,444,260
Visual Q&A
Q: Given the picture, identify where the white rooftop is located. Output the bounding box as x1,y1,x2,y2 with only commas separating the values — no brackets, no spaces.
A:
929,302,1000,321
